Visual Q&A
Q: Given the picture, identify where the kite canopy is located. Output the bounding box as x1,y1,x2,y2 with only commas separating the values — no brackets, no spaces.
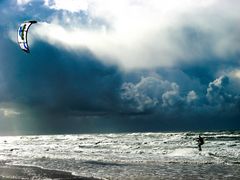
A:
17,20,37,53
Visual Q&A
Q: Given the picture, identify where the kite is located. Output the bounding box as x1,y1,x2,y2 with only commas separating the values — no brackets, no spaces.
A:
17,20,37,53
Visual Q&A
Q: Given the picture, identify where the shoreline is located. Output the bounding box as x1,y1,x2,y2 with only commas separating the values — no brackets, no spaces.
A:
0,161,99,180
1,160,240,179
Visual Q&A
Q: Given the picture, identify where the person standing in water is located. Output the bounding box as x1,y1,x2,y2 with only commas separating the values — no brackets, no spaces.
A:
197,135,204,151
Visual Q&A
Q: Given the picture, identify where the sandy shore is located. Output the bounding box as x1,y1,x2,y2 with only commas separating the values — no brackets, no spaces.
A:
0,161,99,180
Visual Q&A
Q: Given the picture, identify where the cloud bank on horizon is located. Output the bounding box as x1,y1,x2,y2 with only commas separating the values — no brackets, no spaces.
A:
0,0,239,134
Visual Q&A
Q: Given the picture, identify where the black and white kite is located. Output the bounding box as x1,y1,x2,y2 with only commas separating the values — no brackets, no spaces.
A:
17,20,37,53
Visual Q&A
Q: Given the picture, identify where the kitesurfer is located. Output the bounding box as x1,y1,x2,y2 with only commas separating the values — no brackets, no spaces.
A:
197,135,204,151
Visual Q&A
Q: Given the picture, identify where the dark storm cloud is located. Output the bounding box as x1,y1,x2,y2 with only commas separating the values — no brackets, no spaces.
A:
0,32,124,134
0,39,122,112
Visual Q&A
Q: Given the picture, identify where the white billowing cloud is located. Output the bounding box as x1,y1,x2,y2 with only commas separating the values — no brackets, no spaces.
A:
206,76,232,105
186,90,198,104
229,69,240,79
121,81,158,112
121,74,238,113
32,0,240,69
234,71,240,79
121,76,184,112
121,74,240,113
206,75,240,108
44,0,88,12
17,0,32,5
162,83,182,107
215,69,240,94
0,108,21,117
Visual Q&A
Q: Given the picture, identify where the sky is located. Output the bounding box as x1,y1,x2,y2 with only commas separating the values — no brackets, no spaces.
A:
0,0,240,135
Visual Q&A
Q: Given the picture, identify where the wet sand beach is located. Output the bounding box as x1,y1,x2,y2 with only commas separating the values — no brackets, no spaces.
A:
0,161,99,180
1,161,239,180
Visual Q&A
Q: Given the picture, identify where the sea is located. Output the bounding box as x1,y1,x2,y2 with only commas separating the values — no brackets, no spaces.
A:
0,131,240,179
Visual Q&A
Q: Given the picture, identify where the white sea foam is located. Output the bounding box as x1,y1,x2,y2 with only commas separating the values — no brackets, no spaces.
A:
0,132,239,179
